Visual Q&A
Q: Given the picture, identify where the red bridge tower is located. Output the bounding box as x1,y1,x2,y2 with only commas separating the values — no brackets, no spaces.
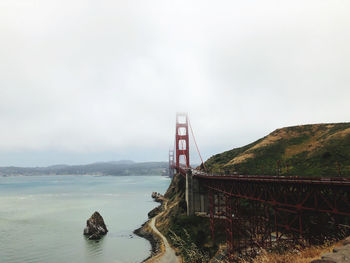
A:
175,113,190,168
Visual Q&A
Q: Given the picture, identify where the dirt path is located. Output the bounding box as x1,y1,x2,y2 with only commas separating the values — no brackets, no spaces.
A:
145,201,181,263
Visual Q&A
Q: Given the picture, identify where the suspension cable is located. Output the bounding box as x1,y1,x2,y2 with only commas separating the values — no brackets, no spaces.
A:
188,117,207,171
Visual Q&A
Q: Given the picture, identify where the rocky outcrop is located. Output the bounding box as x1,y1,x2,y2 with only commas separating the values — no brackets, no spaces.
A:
151,192,164,203
148,205,162,218
83,211,108,240
311,237,350,263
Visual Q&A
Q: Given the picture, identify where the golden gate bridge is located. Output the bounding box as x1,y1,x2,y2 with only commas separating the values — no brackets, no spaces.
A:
169,113,350,260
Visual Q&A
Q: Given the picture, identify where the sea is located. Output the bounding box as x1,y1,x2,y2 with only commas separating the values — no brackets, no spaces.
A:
0,175,171,263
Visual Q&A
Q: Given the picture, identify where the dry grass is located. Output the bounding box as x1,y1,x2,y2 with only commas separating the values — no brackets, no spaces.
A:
156,199,180,232
249,130,289,151
326,127,350,141
225,130,290,166
281,124,350,159
227,126,316,166
284,132,323,159
243,243,336,263
227,153,255,166
224,129,299,166
226,123,348,165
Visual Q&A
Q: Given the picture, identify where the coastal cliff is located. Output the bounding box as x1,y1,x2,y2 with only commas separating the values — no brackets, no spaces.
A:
153,174,223,262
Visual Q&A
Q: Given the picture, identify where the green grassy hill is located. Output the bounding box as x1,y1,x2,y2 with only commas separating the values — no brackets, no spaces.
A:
204,122,350,177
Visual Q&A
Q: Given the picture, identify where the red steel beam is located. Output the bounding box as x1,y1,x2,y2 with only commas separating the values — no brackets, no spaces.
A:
202,180,350,216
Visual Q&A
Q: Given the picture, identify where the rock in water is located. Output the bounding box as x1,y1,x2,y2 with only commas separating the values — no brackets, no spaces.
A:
83,211,108,240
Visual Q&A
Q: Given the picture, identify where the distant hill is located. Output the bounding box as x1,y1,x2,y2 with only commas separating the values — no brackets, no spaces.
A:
204,122,350,177
0,161,167,176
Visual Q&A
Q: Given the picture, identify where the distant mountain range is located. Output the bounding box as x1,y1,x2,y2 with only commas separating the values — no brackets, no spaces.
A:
0,161,168,176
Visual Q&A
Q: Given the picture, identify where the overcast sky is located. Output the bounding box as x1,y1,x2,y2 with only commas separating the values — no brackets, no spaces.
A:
0,0,349,166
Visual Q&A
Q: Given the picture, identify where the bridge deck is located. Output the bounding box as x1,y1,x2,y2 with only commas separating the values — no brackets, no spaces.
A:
172,164,350,186
193,172,350,186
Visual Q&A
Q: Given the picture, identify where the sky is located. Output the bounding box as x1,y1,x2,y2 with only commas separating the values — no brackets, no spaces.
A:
0,0,349,166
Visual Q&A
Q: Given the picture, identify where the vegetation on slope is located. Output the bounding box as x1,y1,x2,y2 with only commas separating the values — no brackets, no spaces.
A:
245,243,335,263
156,174,225,262
204,122,350,177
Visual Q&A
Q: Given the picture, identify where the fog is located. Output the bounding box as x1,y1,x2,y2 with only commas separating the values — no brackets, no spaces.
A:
0,0,349,166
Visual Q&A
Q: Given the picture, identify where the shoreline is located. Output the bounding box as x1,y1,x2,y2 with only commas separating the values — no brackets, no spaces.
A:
133,221,162,262
134,204,164,262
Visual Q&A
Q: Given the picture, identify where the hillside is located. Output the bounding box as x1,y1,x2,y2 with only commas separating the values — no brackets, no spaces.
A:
204,122,350,177
153,123,350,262
0,161,167,176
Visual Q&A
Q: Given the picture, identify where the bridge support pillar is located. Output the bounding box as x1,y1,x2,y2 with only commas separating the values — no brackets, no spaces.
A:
186,169,194,216
186,170,203,216
193,174,204,213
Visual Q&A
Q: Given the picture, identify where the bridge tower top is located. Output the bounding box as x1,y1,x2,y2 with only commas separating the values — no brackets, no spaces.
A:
175,113,190,168
168,149,175,177
169,149,174,166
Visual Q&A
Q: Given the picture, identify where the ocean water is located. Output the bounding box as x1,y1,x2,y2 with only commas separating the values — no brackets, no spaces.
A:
0,175,170,263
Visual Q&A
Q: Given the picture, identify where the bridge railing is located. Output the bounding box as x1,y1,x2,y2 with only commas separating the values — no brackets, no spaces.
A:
193,173,350,186
172,163,350,185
